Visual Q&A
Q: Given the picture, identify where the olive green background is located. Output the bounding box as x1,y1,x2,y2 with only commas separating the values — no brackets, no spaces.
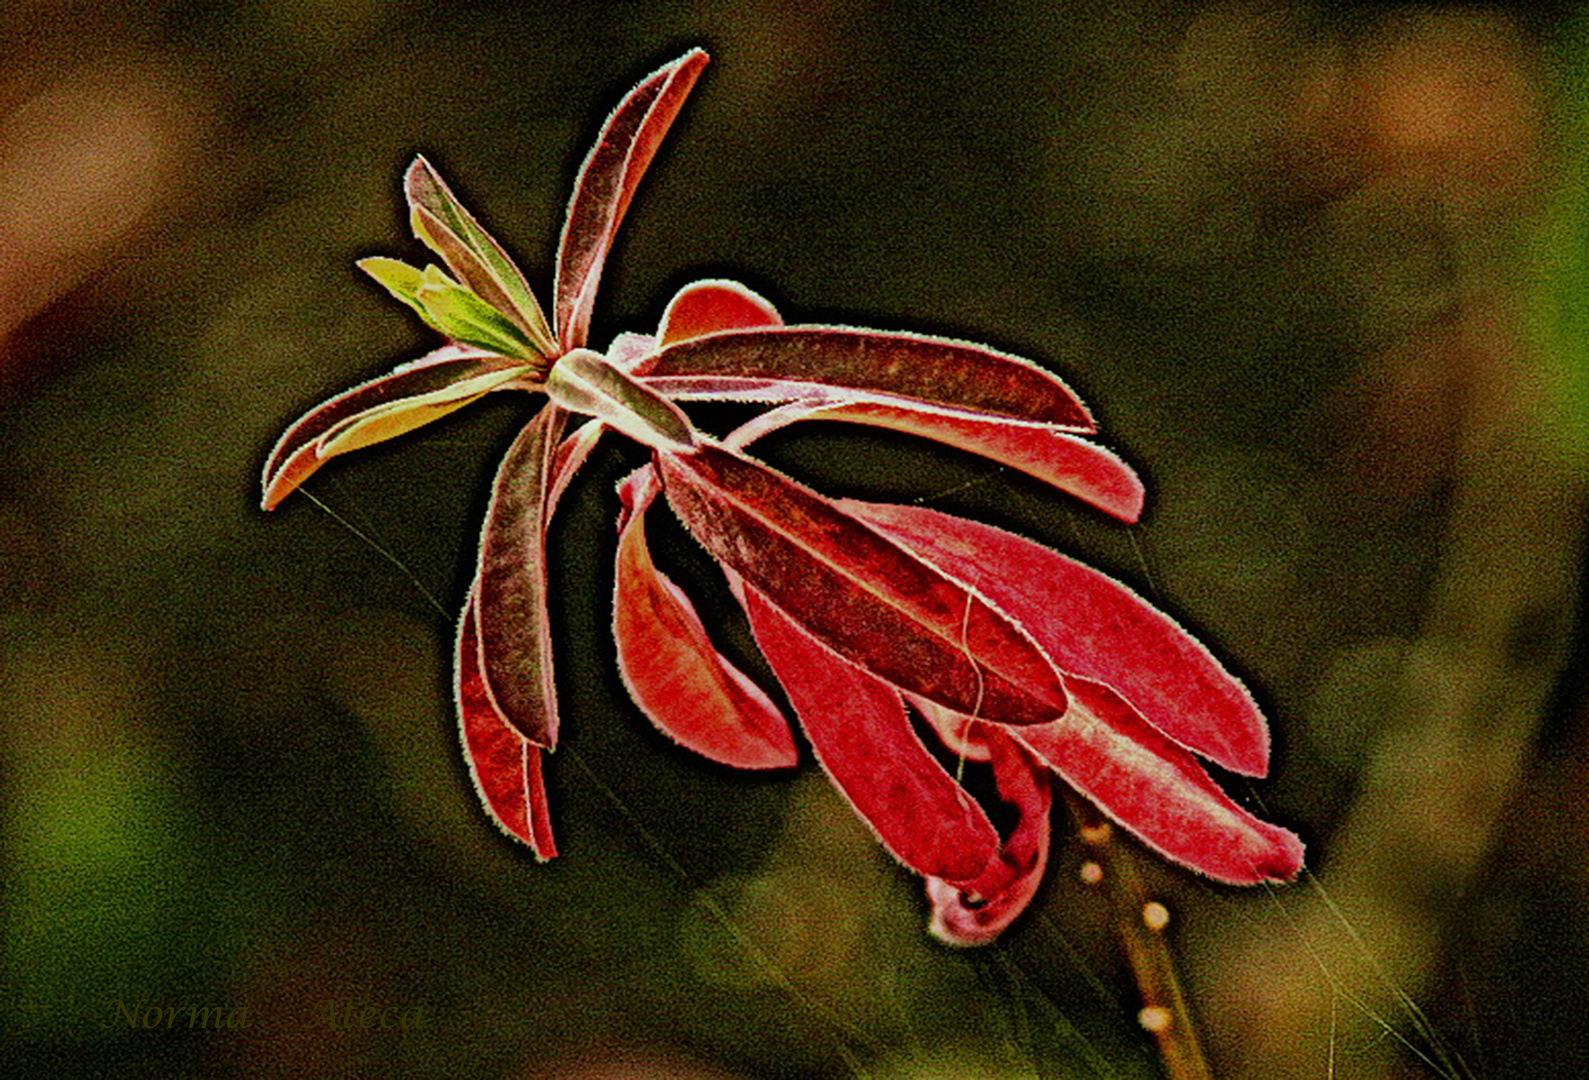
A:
2,2,1585,1077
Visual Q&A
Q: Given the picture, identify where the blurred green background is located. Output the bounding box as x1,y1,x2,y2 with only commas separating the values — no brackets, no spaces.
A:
3,1,1587,1077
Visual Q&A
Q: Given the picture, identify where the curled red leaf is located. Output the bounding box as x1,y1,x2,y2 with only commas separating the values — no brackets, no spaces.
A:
613,466,797,769
926,730,1053,946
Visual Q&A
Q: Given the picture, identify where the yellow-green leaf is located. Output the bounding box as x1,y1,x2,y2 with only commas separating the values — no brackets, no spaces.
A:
357,256,443,332
407,266,536,358
316,364,535,458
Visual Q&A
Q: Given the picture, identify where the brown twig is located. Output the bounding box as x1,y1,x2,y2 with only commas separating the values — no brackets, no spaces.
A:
1066,791,1214,1080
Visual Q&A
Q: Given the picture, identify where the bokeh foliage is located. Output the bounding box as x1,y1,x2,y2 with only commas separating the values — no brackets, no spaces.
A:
2,2,1586,1077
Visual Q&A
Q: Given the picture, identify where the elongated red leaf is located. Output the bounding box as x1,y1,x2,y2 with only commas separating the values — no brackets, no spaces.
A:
715,397,1143,522
1019,677,1300,883
846,502,1269,776
658,279,782,345
475,407,565,748
634,327,1095,430
814,405,1141,521
613,467,797,769
260,346,521,510
457,595,556,857
926,730,1052,945
555,49,709,350
740,582,1000,883
657,443,1067,725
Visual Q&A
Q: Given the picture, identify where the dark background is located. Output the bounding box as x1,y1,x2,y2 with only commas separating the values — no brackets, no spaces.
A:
3,2,1586,1077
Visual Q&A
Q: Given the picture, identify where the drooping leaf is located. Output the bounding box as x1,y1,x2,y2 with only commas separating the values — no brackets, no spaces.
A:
260,346,523,510
544,347,697,451
457,594,556,857
846,501,1270,777
405,156,558,356
634,327,1096,430
316,363,534,458
555,48,710,350
1013,678,1302,884
613,467,797,769
656,443,1068,725
739,581,1000,883
658,279,783,345
926,730,1052,946
718,398,1144,522
474,408,565,748
415,266,542,359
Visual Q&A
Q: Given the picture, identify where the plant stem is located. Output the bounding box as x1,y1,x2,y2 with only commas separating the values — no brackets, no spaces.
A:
1065,792,1215,1080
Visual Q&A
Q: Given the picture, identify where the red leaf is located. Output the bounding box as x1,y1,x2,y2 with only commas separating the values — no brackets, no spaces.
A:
657,279,783,345
1015,678,1301,884
846,502,1270,777
926,730,1053,946
613,466,797,769
456,595,557,857
912,695,994,763
474,407,564,748
657,443,1069,726
739,582,1000,883
260,347,520,510
547,420,604,512
717,398,1143,522
555,49,709,350
634,327,1095,430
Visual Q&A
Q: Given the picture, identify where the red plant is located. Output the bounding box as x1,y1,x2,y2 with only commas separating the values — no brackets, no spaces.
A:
261,49,1301,946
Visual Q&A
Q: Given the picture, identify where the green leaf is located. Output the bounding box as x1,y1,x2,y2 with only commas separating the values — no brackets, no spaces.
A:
415,266,541,359
357,257,443,332
406,156,558,357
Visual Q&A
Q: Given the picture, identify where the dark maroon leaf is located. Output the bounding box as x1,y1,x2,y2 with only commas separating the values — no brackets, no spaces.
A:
635,327,1095,430
474,407,565,748
657,442,1069,726
555,49,709,350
